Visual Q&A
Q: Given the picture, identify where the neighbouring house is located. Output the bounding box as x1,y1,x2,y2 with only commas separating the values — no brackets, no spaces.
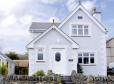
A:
27,1,107,76
13,54,28,75
107,38,114,66
0,52,15,75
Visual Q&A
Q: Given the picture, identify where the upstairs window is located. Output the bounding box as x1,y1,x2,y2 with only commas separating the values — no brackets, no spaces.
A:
71,24,90,36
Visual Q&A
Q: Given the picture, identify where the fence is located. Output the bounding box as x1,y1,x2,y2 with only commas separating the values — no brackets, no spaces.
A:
71,70,114,84
0,75,61,84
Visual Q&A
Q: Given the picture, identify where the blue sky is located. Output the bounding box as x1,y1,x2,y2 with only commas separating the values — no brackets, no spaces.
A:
0,0,114,54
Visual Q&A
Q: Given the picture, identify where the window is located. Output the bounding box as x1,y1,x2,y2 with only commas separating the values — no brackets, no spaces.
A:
78,16,83,19
55,52,61,62
37,48,44,61
71,24,89,36
78,52,95,65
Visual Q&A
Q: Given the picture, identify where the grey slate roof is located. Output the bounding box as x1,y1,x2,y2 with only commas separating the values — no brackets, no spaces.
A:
29,22,61,33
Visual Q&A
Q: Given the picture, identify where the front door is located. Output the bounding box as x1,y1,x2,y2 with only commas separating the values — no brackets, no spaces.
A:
51,48,67,75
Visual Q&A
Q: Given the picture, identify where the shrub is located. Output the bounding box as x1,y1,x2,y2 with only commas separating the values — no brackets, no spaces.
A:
77,63,83,74
0,63,8,75
33,70,45,76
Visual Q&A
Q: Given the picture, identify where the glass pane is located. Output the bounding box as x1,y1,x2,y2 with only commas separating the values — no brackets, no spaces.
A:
78,57,82,63
84,57,89,64
84,25,88,28
38,53,43,60
78,27,83,36
72,24,77,28
78,53,82,57
72,28,77,35
90,57,94,63
55,52,61,62
78,25,83,28
83,53,89,57
84,28,88,35
90,53,94,57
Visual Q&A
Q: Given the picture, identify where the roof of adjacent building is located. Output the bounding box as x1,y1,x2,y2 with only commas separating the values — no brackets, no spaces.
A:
0,52,14,63
29,22,60,33
13,60,29,67
106,38,114,48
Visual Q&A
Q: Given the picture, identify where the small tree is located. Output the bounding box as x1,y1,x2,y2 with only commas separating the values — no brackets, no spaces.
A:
33,70,45,76
77,63,83,74
0,63,8,75
5,52,19,60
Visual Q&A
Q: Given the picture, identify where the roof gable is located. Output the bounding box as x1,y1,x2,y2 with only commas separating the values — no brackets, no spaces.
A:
59,5,107,33
27,25,79,49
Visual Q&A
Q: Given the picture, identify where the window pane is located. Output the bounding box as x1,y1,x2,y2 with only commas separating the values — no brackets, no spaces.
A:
72,28,77,35
38,53,43,60
78,57,82,63
78,53,82,56
78,25,83,28
90,57,94,63
90,53,94,57
55,52,61,62
78,16,83,19
84,28,88,35
72,24,77,28
84,57,89,64
83,53,89,57
84,25,88,28
78,28,83,35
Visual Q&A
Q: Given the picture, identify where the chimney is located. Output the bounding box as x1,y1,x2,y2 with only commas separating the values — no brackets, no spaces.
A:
93,8,101,22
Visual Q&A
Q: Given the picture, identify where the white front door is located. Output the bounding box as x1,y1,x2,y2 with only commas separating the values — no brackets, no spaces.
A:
51,48,67,75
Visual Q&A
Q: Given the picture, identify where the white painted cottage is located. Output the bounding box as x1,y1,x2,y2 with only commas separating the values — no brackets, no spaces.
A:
0,52,15,75
27,2,107,76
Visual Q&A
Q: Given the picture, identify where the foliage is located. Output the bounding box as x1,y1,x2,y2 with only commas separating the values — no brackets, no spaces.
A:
0,63,8,75
77,63,83,74
5,52,19,60
33,70,45,76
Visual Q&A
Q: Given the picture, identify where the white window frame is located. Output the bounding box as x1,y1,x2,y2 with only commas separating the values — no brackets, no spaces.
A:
36,46,46,62
70,22,91,37
78,50,96,66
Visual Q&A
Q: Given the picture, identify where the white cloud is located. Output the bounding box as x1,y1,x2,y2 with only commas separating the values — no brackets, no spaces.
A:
66,0,77,11
1,15,16,27
40,0,66,4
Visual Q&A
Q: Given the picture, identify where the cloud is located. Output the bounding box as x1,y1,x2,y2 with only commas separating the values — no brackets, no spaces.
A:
40,0,66,4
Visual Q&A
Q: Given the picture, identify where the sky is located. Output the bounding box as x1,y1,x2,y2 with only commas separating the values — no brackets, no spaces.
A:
0,0,114,54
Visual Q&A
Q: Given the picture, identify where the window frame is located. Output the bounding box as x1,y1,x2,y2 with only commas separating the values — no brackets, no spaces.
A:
78,51,96,66
70,23,91,37
36,46,46,62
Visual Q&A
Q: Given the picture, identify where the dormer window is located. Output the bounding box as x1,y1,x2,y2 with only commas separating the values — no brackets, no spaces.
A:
71,23,90,36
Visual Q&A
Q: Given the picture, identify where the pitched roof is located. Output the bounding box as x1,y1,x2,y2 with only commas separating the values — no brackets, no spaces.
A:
27,25,79,49
59,4,107,33
29,22,60,33
0,52,14,63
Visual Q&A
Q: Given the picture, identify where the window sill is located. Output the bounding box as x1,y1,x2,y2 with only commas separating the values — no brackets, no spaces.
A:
71,36,91,37
79,64,96,66
36,60,45,63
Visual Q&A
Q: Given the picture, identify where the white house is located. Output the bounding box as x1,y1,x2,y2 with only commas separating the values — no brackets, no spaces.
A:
0,52,15,75
27,1,107,76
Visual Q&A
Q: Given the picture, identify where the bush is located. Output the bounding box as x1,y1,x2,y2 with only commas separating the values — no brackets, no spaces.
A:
0,63,8,75
33,70,45,76
77,63,83,74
